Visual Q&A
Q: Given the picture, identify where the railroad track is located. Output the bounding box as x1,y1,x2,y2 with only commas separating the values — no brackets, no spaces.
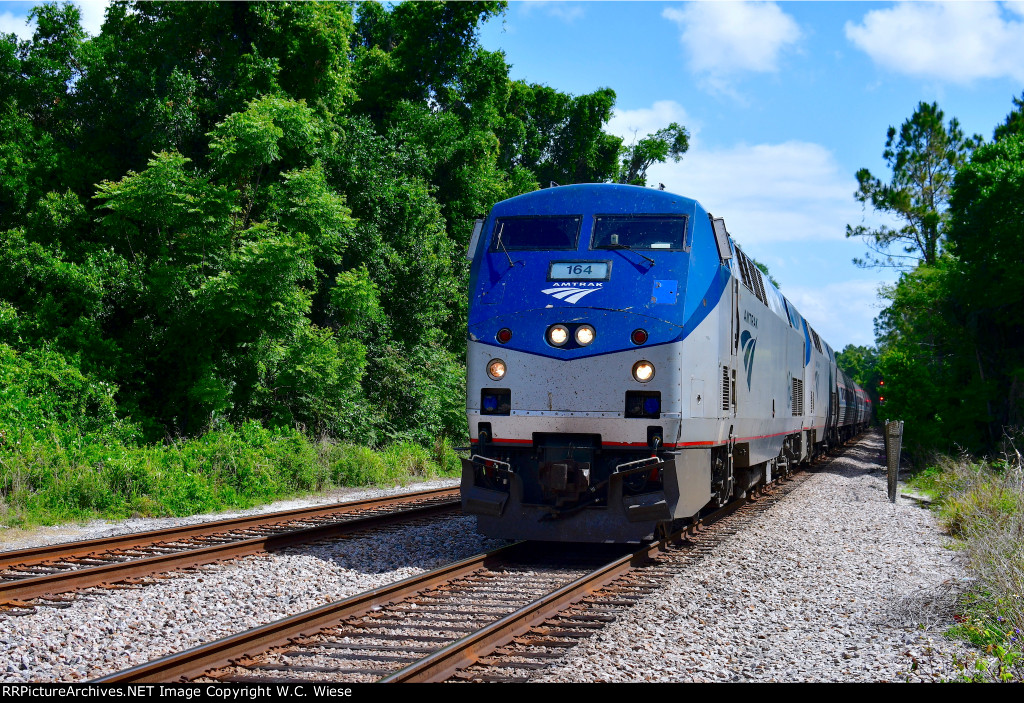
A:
453,471,811,682
0,487,460,612
93,448,835,684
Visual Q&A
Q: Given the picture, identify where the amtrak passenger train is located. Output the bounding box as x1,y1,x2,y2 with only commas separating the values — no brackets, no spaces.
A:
460,184,869,542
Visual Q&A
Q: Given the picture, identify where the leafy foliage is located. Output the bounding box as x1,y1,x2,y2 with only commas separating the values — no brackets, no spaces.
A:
851,97,1024,457
847,101,982,269
945,134,1024,440
0,1,693,526
834,344,877,388
618,122,689,186
993,92,1024,143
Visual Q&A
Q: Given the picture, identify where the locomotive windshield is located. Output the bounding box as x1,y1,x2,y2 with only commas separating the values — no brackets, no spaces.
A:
489,216,582,251
591,215,687,251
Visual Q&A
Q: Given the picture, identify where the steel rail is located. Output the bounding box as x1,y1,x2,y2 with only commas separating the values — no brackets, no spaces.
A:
1,491,460,606
93,504,743,684
380,495,748,682
91,542,532,683
378,542,664,682
90,439,856,685
0,487,458,570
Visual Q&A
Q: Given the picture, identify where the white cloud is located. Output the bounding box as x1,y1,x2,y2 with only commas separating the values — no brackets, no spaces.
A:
605,96,902,348
0,2,108,41
784,279,885,349
605,100,696,143
628,111,900,347
846,2,1024,83
0,10,34,40
663,2,801,94
647,139,863,244
519,1,585,24
635,126,897,348
77,1,110,37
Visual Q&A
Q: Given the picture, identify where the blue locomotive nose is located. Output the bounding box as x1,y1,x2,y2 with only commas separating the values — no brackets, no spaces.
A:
462,183,870,543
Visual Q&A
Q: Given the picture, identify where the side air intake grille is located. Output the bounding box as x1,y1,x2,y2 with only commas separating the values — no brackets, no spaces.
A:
734,247,768,307
721,366,731,411
792,378,804,416
751,266,768,306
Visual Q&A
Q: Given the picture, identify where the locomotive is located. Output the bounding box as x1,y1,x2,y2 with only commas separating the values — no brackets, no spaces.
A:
460,184,870,542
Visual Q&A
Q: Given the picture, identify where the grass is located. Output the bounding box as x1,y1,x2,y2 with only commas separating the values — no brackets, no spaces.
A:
906,442,1024,682
0,421,465,529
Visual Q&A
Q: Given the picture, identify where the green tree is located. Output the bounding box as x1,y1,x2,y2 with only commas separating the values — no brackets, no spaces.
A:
945,132,1024,438
0,0,710,452
618,122,689,186
495,82,622,186
863,103,1024,454
993,92,1024,142
82,87,364,436
0,3,85,229
847,101,981,268
72,1,355,190
835,345,878,388
352,1,505,124
17,4,86,120
871,258,984,450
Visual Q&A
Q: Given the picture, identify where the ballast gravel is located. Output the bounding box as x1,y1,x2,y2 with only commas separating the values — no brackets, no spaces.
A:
0,438,977,683
534,434,974,683
0,479,462,552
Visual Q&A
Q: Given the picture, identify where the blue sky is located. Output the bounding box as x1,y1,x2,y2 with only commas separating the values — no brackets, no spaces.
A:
4,2,1024,351
478,1,1024,352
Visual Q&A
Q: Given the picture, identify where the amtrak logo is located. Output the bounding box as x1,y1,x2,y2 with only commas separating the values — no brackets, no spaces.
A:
541,285,601,304
740,330,757,390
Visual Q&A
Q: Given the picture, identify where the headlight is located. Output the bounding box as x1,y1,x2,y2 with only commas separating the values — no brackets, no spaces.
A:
547,324,569,347
632,361,655,383
487,359,506,380
575,324,595,346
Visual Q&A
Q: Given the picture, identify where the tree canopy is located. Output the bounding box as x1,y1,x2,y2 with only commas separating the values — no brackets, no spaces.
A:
851,95,1024,454
618,122,689,186
846,101,982,269
0,1,689,447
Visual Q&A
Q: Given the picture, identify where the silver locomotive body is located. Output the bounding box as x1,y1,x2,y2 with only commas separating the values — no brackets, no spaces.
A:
462,185,869,542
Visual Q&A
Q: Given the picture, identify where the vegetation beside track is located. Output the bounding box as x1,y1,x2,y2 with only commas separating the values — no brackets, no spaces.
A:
907,446,1024,681
0,419,462,529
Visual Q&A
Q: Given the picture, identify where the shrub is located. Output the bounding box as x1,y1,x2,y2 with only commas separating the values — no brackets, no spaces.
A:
0,422,464,528
912,444,1024,681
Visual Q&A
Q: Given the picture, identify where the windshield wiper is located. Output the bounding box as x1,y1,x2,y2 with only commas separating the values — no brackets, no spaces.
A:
595,241,655,266
495,222,516,267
